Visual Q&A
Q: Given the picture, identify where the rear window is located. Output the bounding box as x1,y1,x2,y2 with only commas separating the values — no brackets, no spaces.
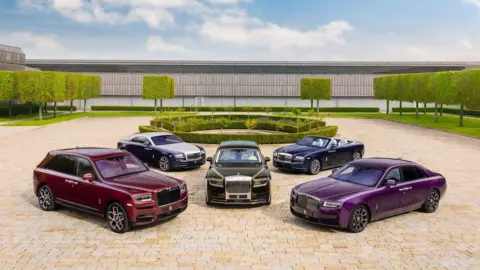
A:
45,155,76,175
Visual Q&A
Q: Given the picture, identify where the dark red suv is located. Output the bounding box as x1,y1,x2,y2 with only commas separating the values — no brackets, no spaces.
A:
33,147,188,233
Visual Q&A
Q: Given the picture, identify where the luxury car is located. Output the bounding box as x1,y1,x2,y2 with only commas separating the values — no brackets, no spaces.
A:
290,157,446,233
33,147,188,233
117,132,206,172
273,136,365,175
205,141,272,205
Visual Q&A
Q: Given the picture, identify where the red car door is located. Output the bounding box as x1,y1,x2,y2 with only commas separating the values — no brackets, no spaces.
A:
69,156,102,213
43,154,78,203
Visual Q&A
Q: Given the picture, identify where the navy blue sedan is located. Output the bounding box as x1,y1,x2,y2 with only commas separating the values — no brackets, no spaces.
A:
273,136,364,175
117,132,206,172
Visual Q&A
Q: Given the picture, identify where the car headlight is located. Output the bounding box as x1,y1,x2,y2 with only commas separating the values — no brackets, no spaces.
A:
273,151,278,157
294,156,305,161
207,178,223,187
134,194,153,203
180,183,187,194
253,177,269,187
291,188,298,199
200,149,206,155
323,201,342,208
174,153,185,159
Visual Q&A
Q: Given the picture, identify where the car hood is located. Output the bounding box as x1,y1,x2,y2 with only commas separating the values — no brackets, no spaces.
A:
296,177,370,201
278,144,325,155
207,164,269,178
154,142,200,154
107,170,183,192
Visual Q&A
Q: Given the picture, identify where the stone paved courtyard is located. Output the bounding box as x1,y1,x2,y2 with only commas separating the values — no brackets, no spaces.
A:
0,116,479,270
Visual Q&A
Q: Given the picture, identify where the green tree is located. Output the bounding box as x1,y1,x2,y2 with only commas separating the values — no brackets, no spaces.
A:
244,106,253,119
216,117,231,132
211,107,216,120
433,71,456,122
292,108,302,127
40,71,66,118
244,119,258,130
451,70,480,126
373,76,389,114
0,71,17,117
264,106,272,121
65,73,78,115
275,121,285,132
408,73,433,119
302,78,332,113
143,76,175,112
185,117,203,132
307,109,316,131
300,78,314,109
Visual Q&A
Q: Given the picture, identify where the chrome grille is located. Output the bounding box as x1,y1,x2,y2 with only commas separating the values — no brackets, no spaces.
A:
225,181,251,193
296,194,320,211
297,194,308,208
278,153,292,163
156,187,180,206
187,152,201,160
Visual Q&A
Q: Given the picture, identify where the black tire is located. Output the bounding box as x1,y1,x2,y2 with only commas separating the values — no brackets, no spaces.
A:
347,205,370,233
205,185,212,206
37,185,56,211
352,151,362,161
158,156,171,172
422,189,440,213
106,202,130,234
265,184,271,205
307,158,321,175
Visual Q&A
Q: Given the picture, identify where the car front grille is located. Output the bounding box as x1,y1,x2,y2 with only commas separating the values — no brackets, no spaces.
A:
278,153,292,163
187,152,201,160
296,194,320,212
225,181,251,193
156,187,181,206
297,194,308,208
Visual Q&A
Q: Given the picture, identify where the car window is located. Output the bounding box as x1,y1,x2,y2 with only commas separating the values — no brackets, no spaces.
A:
151,135,183,145
75,157,98,181
384,168,401,182
331,164,384,187
131,136,147,144
94,154,147,179
401,166,425,182
45,155,76,175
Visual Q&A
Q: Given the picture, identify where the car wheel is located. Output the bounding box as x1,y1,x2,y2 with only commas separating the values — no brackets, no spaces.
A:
308,158,321,175
266,184,272,205
158,156,171,172
106,202,130,234
205,186,212,206
347,205,370,233
423,189,440,213
38,185,56,211
352,151,362,161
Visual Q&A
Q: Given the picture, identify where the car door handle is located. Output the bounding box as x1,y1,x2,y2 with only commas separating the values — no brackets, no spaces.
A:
65,179,78,185
144,148,151,150
328,150,336,153
399,187,412,191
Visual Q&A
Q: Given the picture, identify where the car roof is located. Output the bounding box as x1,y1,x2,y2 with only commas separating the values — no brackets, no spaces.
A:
131,132,173,139
349,157,418,170
50,147,130,160
218,141,259,149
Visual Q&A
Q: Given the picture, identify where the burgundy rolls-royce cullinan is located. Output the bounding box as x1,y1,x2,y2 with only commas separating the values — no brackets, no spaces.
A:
33,147,188,233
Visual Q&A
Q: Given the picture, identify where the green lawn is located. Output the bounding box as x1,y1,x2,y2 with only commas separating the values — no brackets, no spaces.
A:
1,111,196,126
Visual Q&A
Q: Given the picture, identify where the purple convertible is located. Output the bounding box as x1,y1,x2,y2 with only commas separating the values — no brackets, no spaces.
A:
290,157,447,233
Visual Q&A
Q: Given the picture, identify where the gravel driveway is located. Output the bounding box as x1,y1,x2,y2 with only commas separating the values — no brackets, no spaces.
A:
0,116,479,270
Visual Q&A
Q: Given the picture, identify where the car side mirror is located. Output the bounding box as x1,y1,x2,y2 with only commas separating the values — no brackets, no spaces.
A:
331,144,337,149
83,173,93,182
206,157,213,163
264,157,271,162
386,179,397,187
143,141,151,147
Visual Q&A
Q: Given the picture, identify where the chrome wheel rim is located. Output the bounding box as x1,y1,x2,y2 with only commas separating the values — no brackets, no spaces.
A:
353,152,361,160
426,191,440,212
159,157,169,171
39,188,52,209
352,207,368,231
311,160,320,174
107,205,125,232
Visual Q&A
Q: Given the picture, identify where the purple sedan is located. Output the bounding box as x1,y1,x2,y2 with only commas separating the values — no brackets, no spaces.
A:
290,158,447,233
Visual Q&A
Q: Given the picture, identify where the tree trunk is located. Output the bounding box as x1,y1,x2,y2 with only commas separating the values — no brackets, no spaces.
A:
415,102,419,119
8,100,12,117
54,102,57,118
434,103,438,122
316,100,319,113
44,102,47,114
399,101,403,116
154,99,157,112
459,104,464,127
311,100,313,108
83,99,87,112
70,100,73,114
386,100,390,114
440,104,443,116
160,99,163,112
39,103,43,120
29,102,32,115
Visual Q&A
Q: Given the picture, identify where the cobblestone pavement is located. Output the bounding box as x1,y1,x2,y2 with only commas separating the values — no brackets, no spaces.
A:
0,117,479,270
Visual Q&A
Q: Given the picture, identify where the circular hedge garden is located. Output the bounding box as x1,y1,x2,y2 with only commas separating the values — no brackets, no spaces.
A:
138,114,338,144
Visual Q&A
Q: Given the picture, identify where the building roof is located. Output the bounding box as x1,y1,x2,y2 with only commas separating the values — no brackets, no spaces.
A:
0,44,24,53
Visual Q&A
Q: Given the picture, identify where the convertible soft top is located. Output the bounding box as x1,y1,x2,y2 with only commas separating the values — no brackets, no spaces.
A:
218,141,259,150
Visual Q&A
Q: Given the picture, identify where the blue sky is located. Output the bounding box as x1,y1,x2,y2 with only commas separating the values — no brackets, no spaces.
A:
0,0,479,60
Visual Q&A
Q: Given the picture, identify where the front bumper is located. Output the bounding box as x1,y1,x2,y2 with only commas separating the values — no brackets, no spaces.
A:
290,195,349,229
171,158,206,169
128,196,188,226
207,184,269,205
273,159,308,172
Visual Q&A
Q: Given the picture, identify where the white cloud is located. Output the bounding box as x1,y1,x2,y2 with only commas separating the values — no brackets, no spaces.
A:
146,36,192,54
463,0,480,7
0,32,68,58
205,0,251,4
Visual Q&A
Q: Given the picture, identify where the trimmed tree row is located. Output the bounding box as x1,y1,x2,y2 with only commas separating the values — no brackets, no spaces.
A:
300,78,332,113
374,70,480,126
0,70,101,120
142,76,175,112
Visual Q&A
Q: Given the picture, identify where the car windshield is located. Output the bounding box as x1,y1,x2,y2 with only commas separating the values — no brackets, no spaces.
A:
151,135,183,145
331,164,384,187
94,154,147,179
296,137,330,148
215,148,261,165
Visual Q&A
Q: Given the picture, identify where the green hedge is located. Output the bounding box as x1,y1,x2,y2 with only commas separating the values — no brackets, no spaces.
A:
0,103,39,116
46,105,77,111
152,114,326,125
391,107,480,117
91,105,379,113
138,125,338,144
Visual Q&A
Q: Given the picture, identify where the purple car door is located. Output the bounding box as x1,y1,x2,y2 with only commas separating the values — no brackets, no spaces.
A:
371,167,403,219
398,166,430,211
